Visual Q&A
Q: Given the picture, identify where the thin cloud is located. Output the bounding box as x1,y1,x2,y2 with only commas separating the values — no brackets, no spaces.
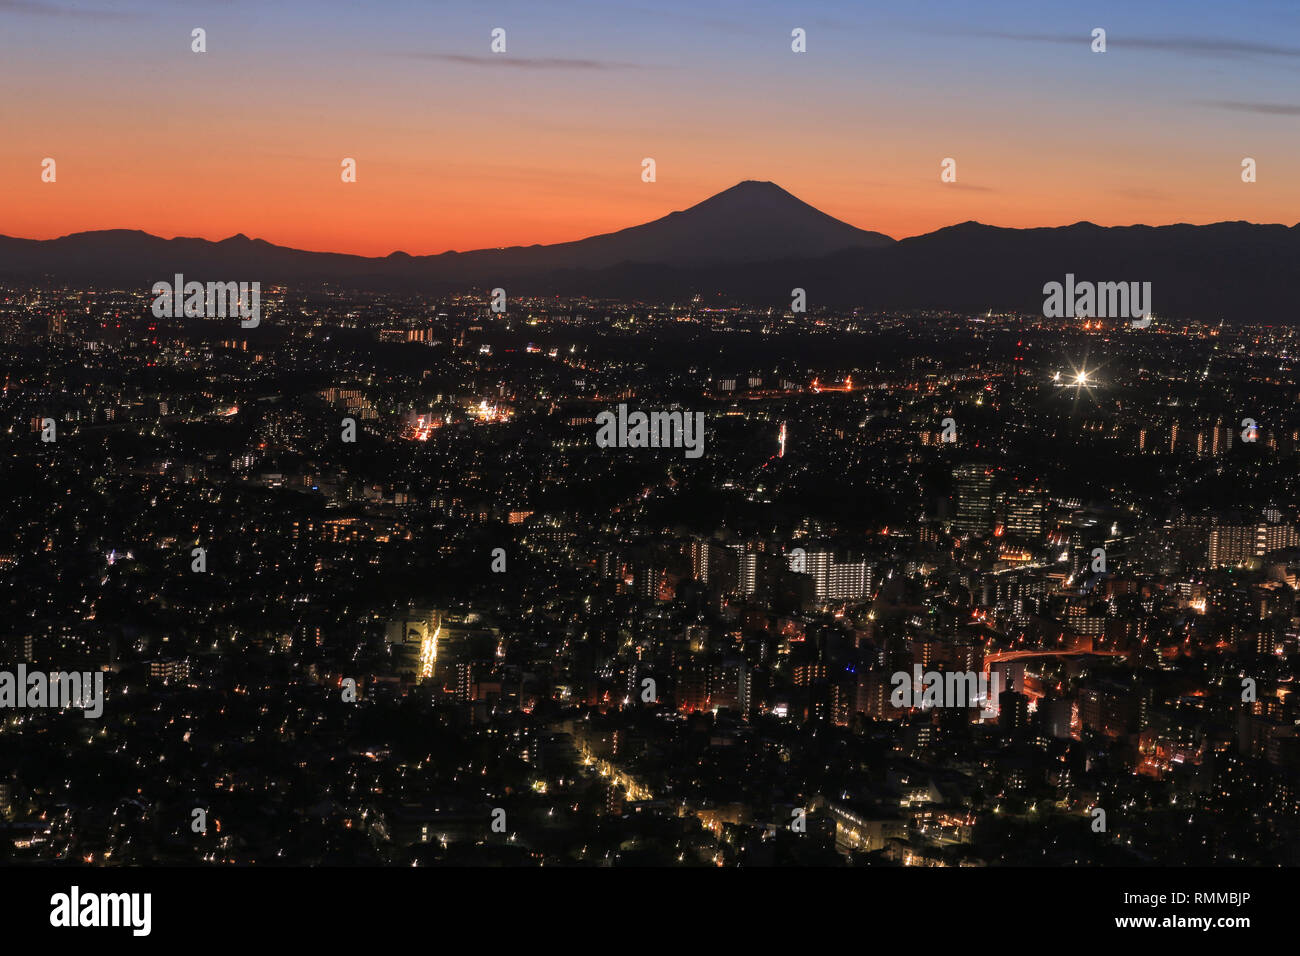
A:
0,0,140,19
1121,36,1300,59
397,52,642,71
926,27,1300,61
1201,99,1300,115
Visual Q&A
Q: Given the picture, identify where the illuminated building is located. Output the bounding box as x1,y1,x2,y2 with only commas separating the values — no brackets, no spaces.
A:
690,538,711,585
728,545,759,598
385,608,441,678
952,464,994,535
1208,521,1300,567
1002,485,1046,539
796,549,873,603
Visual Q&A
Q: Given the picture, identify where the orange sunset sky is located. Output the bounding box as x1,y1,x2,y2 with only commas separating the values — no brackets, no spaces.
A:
4,0,1300,257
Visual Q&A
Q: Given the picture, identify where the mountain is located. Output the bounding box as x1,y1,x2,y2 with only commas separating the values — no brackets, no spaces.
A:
558,219,1300,320
0,181,892,287
522,180,895,268
2,183,1298,320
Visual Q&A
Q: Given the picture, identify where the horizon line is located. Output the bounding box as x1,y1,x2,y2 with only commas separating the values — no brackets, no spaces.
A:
3,177,1297,259
6,216,1298,261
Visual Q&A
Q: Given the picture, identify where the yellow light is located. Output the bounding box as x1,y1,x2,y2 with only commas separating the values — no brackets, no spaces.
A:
418,624,440,680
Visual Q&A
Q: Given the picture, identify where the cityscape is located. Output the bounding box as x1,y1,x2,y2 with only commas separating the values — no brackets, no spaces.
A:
2,277,1298,867
0,8,1297,936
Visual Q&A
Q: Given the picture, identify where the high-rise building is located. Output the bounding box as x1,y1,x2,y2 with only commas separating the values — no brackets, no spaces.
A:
730,545,760,597
1208,522,1300,567
953,465,994,535
633,565,662,600
1003,485,1046,540
999,690,1030,731
796,549,873,603
1258,522,1300,556
690,538,711,584
738,668,753,719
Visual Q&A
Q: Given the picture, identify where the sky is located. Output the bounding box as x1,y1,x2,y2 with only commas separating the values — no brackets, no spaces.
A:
3,0,1300,256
